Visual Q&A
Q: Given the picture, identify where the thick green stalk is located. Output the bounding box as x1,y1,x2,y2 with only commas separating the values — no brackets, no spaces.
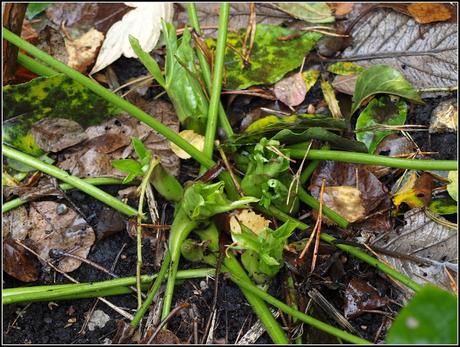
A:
260,206,422,292
2,146,137,217
187,3,233,138
299,144,329,185
231,275,371,344
202,3,229,160
3,268,214,305
131,251,172,328
2,28,214,169
2,177,125,213
289,148,457,171
17,52,57,76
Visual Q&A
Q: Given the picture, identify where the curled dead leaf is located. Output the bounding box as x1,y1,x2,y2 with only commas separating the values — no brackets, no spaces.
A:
65,28,104,73
170,130,205,160
230,209,271,235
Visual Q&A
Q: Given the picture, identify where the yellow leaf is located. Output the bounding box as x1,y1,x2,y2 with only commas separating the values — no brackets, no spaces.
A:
230,209,270,235
170,130,205,159
322,186,366,223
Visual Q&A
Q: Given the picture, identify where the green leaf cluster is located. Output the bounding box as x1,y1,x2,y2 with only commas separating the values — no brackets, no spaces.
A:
240,138,298,213
182,181,258,221
231,220,300,284
129,21,208,133
112,138,151,183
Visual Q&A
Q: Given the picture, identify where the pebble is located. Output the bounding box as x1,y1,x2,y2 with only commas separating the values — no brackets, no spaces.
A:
87,310,110,331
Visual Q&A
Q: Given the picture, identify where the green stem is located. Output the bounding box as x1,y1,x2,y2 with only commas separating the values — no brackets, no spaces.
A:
2,145,137,217
2,27,214,169
231,275,371,344
289,148,457,171
17,52,57,76
131,251,172,328
299,144,329,185
261,206,422,292
2,177,125,213
202,3,230,162
3,267,214,305
286,275,303,344
187,3,233,138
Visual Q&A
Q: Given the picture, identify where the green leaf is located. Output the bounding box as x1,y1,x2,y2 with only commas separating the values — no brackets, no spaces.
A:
428,197,457,215
351,65,423,115
327,62,364,76
206,24,321,90
131,137,150,166
26,3,50,20
7,154,54,173
386,286,457,344
182,181,258,221
129,35,166,88
302,70,320,94
355,95,408,154
271,127,368,152
275,3,335,24
447,171,457,201
111,159,143,177
3,74,120,156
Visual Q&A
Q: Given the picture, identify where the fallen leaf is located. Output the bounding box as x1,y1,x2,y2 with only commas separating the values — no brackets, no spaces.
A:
447,171,457,202
321,80,342,119
302,69,320,94
351,65,422,115
36,25,68,65
87,310,110,331
331,74,357,95
91,3,173,74
46,3,98,28
428,197,457,215
65,28,104,73
392,172,433,209
373,208,457,297
170,130,205,160
28,201,95,272
328,3,354,16
274,72,306,107
3,238,40,282
207,24,321,90
341,9,457,92
309,161,388,223
2,206,31,240
344,277,389,319
327,62,364,76
429,98,457,134
230,209,271,235
140,329,181,344
322,186,366,223
407,3,452,24
274,3,335,23
25,3,50,20
112,320,136,344
355,96,408,154
31,117,88,153
95,207,126,240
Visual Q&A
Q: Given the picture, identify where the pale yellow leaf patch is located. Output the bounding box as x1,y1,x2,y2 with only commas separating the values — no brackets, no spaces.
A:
170,130,205,159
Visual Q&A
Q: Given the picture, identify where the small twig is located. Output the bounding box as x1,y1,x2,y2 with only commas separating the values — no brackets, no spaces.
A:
145,303,190,343
445,267,458,294
310,179,325,272
287,141,312,209
242,3,256,65
217,146,244,197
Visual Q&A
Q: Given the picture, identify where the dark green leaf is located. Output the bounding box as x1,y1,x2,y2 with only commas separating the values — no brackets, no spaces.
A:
26,3,50,20
272,127,368,152
355,95,408,153
386,286,457,344
428,197,457,215
3,74,120,156
351,65,423,115
206,24,321,90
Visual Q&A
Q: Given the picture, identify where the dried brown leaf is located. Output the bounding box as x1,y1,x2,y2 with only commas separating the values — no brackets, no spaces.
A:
407,3,452,24
273,73,306,107
2,206,31,240
344,277,388,318
3,238,40,282
65,28,104,73
328,3,354,17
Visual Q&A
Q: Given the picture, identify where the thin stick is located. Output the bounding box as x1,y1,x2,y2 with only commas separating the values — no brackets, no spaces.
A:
145,303,190,343
311,179,325,272
217,145,244,197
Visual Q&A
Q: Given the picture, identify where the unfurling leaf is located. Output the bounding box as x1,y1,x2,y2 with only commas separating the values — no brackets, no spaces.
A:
351,65,423,115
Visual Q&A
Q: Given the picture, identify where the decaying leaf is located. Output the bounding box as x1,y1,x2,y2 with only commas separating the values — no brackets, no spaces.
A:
230,209,271,235
274,3,335,23
322,186,366,223
392,172,433,209
3,238,40,282
407,3,452,24
429,98,457,134
170,130,205,160
341,9,457,92
373,208,457,296
206,24,321,90
2,206,32,240
28,201,95,272
65,28,104,73
91,3,173,74
309,161,388,223
428,197,457,215
274,72,307,107
327,62,364,76
302,69,320,93
36,26,69,66
321,80,342,119
344,277,389,319
447,171,457,202
31,118,88,153
331,74,357,95
328,3,354,16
